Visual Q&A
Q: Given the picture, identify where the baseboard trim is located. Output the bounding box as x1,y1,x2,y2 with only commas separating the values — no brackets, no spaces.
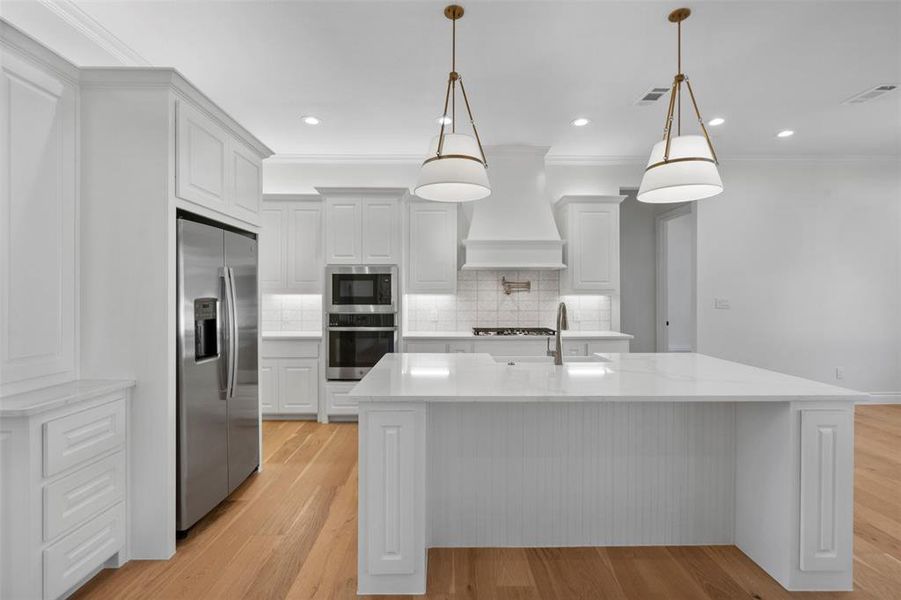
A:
856,392,901,405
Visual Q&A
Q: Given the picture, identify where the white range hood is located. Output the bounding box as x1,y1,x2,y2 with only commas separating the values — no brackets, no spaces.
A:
461,145,565,270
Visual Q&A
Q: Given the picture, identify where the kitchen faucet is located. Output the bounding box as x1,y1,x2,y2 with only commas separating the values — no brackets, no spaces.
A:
547,302,568,365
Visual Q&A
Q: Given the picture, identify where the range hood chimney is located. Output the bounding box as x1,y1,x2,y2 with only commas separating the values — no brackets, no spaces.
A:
461,145,565,270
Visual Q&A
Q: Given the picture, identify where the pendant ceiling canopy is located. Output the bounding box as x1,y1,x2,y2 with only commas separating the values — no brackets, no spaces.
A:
414,4,491,203
638,8,723,204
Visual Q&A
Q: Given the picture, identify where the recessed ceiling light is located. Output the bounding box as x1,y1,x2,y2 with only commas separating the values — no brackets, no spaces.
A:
776,130,794,138
436,116,453,125
301,115,320,126
571,117,591,127
708,117,725,126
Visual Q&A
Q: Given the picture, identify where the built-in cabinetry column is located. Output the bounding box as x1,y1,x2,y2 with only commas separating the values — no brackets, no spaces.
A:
358,402,427,595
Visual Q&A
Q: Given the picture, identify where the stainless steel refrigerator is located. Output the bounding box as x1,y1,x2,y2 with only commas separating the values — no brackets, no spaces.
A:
176,214,259,533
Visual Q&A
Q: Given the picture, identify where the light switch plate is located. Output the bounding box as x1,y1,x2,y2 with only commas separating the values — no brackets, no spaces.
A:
714,298,730,310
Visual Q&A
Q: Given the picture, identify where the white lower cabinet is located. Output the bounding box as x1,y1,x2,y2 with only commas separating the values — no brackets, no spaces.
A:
326,382,359,418
259,357,320,417
260,339,321,418
0,382,133,600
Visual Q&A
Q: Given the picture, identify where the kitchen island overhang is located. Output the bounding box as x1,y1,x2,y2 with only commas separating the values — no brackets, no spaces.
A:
351,353,866,595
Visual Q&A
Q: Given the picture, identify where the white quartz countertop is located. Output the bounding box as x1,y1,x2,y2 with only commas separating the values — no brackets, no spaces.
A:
262,331,322,339
0,379,136,417
403,330,633,340
348,353,866,403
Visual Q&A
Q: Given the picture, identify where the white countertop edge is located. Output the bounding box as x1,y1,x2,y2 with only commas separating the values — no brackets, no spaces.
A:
262,331,322,339
0,379,136,417
353,394,864,404
403,330,634,340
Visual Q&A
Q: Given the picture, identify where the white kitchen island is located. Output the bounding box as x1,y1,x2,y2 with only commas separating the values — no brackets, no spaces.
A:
350,353,866,595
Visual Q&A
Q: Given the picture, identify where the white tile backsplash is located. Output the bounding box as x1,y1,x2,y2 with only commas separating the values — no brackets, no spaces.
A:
262,294,322,332
405,271,611,332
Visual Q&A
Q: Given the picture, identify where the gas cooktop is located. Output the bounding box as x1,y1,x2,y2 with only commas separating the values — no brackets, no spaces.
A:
472,327,556,336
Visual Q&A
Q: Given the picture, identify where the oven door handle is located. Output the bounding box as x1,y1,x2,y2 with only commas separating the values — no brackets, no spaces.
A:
327,326,397,332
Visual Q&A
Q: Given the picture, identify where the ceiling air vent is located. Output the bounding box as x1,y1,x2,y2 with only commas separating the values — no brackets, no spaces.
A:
635,87,671,106
843,84,898,105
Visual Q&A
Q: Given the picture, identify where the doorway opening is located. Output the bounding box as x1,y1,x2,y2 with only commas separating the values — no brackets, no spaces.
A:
656,204,697,352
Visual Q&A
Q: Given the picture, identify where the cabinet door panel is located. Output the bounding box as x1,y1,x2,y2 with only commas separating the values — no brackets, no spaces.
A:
280,359,319,414
326,198,362,264
176,102,228,208
362,198,398,264
231,143,262,221
260,360,278,412
0,54,77,388
288,205,323,292
408,203,456,292
259,207,286,291
326,383,358,416
572,207,618,290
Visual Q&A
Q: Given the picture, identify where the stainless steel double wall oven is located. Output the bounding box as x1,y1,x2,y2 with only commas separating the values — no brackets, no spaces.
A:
326,265,398,380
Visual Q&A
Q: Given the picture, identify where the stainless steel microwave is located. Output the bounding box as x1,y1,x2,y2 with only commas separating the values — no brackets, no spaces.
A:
326,265,397,313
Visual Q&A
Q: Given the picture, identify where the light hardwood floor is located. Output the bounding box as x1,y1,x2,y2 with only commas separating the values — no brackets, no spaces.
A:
75,405,901,599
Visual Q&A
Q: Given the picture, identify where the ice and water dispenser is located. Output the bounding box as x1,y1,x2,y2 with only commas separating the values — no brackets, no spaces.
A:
193,297,219,361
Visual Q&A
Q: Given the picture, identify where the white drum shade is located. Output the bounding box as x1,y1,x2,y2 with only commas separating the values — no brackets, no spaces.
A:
637,134,723,204
414,133,490,202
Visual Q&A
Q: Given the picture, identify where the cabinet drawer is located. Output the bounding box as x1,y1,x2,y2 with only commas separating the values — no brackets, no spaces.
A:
562,341,588,356
261,339,320,358
43,502,125,600
44,452,126,541
43,398,126,477
327,384,358,416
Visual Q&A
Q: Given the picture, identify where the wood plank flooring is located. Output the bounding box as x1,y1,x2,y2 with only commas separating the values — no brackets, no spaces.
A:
74,405,901,600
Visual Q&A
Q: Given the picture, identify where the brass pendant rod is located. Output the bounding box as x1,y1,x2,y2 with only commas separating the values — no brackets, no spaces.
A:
459,77,487,166
436,74,454,157
451,16,457,132
677,20,682,136
662,77,678,162
684,78,719,164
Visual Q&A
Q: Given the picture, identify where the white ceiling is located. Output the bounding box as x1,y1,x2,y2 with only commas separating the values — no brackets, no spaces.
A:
4,0,900,159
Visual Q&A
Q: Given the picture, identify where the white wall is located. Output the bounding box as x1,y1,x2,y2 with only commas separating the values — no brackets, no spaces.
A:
265,157,901,395
695,159,901,397
619,190,657,352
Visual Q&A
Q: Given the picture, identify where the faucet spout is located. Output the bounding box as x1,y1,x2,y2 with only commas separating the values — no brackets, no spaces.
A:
553,302,568,365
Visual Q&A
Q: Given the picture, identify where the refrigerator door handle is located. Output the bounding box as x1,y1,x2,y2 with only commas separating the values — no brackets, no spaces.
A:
222,267,238,399
227,266,239,399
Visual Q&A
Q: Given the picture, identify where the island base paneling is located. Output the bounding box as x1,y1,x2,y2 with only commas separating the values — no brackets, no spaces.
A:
427,402,736,548
358,399,854,595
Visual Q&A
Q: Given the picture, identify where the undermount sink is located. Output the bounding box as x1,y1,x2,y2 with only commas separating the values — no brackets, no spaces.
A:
494,355,609,365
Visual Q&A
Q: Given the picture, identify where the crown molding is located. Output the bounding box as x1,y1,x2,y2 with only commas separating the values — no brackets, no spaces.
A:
0,19,80,83
266,154,423,165
35,0,151,66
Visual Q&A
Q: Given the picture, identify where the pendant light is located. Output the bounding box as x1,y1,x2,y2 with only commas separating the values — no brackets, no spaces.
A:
637,8,723,204
414,4,490,203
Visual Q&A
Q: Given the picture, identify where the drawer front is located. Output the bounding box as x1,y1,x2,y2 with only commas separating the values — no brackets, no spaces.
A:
43,502,125,600
562,341,588,356
43,398,126,477
327,384,358,416
261,339,320,358
44,452,126,541
586,340,630,354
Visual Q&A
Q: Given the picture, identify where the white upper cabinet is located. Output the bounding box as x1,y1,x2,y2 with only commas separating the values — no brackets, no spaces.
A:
319,188,405,265
259,206,287,290
176,101,228,209
555,195,624,294
0,50,78,394
230,142,263,222
362,198,398,263
407,200,458,293
325,196,363,264
260,196,323,293
176,100,266,226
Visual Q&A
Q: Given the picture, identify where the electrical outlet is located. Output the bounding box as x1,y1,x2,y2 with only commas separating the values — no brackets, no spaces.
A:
714,298,730,310
835,367,844,381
